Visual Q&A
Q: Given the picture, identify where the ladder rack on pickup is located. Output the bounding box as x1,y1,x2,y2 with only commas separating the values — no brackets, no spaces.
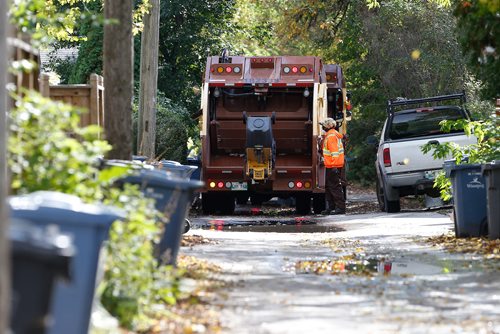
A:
387,92,466,114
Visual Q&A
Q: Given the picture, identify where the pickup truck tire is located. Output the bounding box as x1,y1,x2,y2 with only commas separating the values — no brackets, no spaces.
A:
376,178,401,213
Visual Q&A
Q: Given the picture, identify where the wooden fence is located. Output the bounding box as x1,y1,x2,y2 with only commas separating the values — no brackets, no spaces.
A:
39,73,105,129
7,27,39,108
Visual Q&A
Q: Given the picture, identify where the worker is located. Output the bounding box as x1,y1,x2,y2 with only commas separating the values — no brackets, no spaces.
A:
319,117,346,215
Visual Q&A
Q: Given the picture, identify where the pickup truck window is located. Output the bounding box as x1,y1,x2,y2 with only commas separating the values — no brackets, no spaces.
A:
388,107,465,140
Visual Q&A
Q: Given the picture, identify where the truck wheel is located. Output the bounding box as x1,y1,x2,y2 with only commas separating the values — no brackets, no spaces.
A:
312,194,326,214
376,178,400,213
250,195,264,206
295,194,311,215
202,193,215,215
220,195,236,215
236,193,249,205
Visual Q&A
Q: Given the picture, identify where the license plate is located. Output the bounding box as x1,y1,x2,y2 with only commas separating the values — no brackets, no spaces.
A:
424,170,439,180
231,182,248,191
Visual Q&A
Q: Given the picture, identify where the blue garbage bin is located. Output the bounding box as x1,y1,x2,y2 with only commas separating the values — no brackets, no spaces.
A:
117,169,203,265
9,219,74,334
186,157,201,181
482,161,500,240
156,159,198,179
448,164,488,237
9,191,125,334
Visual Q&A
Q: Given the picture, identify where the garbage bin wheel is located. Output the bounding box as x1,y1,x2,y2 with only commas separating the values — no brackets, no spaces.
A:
183,219,191,234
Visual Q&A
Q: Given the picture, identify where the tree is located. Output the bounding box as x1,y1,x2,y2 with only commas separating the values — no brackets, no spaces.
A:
0,1,10,330
103,0,134,159
137,0,160,158
454,0,499,99
158,0,236,112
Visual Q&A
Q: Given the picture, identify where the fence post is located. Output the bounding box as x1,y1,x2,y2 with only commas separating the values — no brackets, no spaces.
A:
89,73,99,127
39,72,50,97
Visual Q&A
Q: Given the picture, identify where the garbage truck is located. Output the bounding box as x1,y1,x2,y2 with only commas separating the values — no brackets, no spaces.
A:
198,52,350,214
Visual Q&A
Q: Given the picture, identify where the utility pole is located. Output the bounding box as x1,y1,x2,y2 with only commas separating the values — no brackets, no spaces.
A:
103,0,134,160
0,0,10,330
137,0,160,159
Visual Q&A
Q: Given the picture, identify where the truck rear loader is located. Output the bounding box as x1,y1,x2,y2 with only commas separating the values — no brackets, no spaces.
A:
199,53,350,215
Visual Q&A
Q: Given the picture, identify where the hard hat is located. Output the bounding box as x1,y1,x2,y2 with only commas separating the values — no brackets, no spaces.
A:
319,117,336,129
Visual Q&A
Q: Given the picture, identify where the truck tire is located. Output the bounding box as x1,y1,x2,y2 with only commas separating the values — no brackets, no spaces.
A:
235,193,249,205
220,195,236,215
250,195,265,206
312,194,326,214
202,193,215,215
295,194,311,215
376,178,401,213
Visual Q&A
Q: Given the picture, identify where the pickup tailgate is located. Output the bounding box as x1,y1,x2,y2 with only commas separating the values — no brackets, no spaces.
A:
386,134,476,173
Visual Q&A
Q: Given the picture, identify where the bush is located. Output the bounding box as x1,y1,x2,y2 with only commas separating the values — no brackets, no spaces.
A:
133,93,192,163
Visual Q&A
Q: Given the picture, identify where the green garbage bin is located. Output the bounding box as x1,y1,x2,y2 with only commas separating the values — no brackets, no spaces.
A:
448,164,488,237
9,191,125,334
482,161,500,240
9,219,74,334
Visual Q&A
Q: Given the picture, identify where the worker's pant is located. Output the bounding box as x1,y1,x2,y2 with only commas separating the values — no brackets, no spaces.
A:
325,167,346,210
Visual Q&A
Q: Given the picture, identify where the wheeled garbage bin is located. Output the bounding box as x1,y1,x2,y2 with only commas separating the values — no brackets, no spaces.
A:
9,219,74,334
9,191,125,334
448,164,488,237
482,161,500,240
117,168,203,265
156,159,198,179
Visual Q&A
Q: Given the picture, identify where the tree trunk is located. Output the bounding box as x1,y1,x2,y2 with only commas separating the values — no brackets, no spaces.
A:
103,0,134,160
137,0,160,159
0,1,10,331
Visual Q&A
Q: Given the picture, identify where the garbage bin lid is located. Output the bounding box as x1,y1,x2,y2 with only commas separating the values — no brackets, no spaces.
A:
9,219,74,278
482,160,500,173
120,169,204,191
449,163,483,176
9,191,126,227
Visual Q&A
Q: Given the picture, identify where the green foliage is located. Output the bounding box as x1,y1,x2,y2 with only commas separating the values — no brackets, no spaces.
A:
454,0,500,99
8,91,110,198
422,112,499,199
7,92,179,329
158,0,236,112
133,93,191,162
10,0,150,44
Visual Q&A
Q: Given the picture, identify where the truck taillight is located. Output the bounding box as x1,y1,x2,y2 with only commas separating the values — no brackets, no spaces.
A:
383,147,391,167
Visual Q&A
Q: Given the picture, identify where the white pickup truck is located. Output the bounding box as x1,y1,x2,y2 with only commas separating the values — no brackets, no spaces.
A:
375,93,476,212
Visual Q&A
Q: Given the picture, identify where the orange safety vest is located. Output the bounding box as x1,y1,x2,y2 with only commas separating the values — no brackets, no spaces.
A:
322,128,344,168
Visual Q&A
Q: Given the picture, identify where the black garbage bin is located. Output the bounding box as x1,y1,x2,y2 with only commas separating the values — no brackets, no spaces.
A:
9,191,125,334
9,219,74,334
117,168,203,265
482,161,500,240
448,164,488,237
